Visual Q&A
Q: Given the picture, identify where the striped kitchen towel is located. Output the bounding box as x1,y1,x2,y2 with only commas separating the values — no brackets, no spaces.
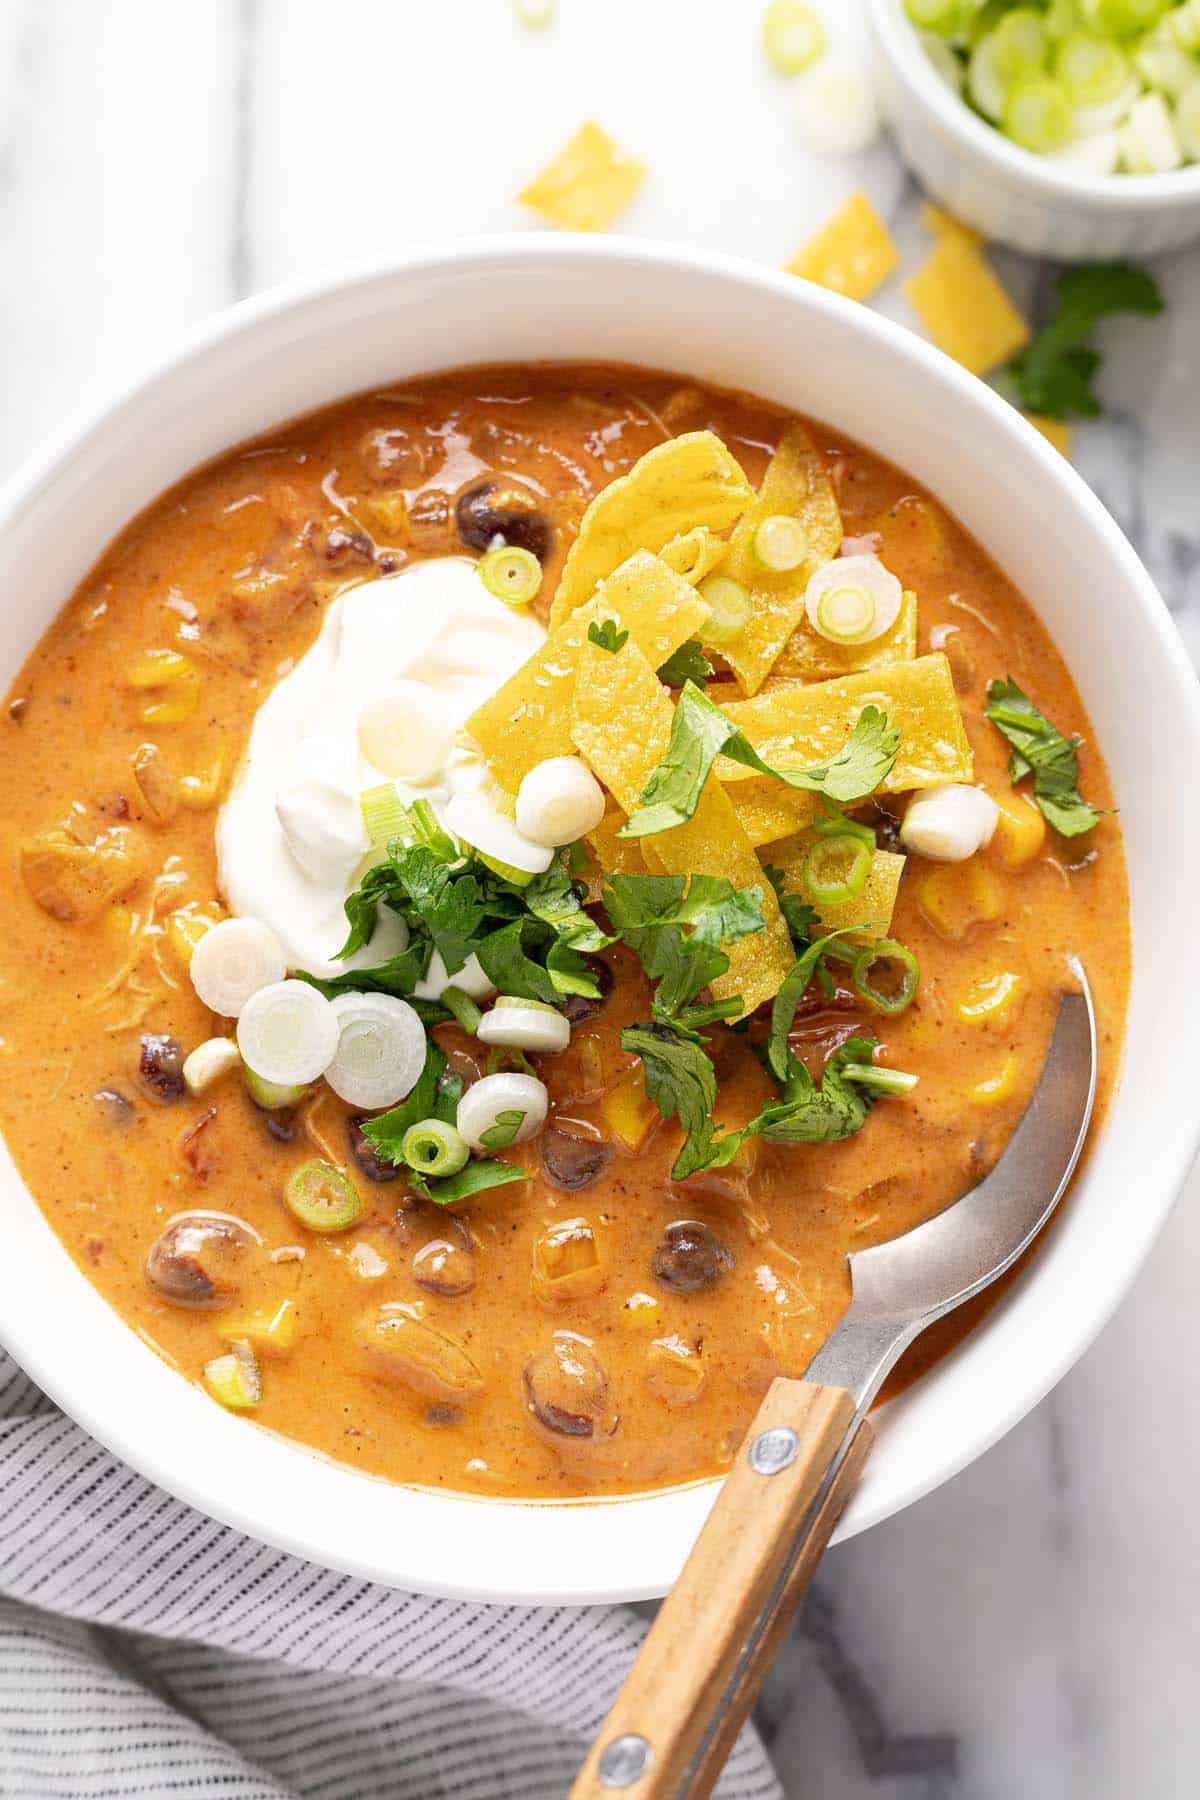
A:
0,1349,780,1799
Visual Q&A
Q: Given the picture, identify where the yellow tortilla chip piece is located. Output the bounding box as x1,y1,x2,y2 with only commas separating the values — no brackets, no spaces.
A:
549,432,753,630
774,588,917,682
518,121,646,233
659,526,730,586
920,201,983,250
715,654,972,792
1024,413,1073,459
786,192,901,303
716,424,844,698
466,551,710,791
904,237,1029,377
585,808,645,883
766,834,905,939
570,640,793,1016
729,780,821,847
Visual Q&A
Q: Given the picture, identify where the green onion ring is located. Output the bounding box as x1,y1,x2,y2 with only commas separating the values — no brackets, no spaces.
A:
801,832,873,907
851,939,920,1016
401,1118,470,1179
284,1161,364,1233
440,986,483,1034
477,544,543,607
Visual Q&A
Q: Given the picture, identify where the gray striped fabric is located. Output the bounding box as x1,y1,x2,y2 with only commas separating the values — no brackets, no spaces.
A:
0,1350,781,1798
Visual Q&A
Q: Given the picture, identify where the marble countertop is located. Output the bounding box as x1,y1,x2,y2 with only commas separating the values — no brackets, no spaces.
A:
2,2,1198,1795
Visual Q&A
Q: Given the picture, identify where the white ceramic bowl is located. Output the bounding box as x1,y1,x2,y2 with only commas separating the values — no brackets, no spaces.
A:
867,0,1200,259
0,237,1197,1604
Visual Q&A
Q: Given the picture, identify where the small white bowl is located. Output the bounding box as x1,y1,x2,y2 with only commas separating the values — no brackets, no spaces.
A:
0,236,1197,1603
867,0,1200,260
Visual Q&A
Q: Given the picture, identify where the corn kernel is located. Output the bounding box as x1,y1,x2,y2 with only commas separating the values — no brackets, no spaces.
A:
127,649,200,725
220,1298,298,1356
645,1336,706,1407
103,903,135,938
601,1063,659,1151
956,970,1023,1027
916,861,1004,941
166,904,221,967
179,744,228,809
619,1292,661,1331
972,1055,1019,1106
990,791,1046,869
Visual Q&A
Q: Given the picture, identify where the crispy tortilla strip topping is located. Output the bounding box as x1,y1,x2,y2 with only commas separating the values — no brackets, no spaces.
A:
658,526,730,586
549,432,753,631
768,834,905,939
920,201,983,251
774,587,917,682
584,808,647,894
570,640,793,1017
713,423,844,698
786,192,900,303
904,237,1029,377
518,121,646,233
715,654,972,791
467,550,710,791
728,780,823,846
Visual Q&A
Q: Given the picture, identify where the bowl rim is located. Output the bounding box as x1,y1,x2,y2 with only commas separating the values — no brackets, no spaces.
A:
2,231,1199,1601
867,0,1200,208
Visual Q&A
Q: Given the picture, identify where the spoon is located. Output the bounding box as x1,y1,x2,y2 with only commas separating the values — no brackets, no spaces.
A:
572,968,1097,1800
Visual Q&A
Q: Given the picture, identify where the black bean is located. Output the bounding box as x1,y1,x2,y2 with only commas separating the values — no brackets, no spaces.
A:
348,1114,401,1183
93,1088,134,1126
425,1403,461,1428
523,1335,614,1439
412,1228,475,1298
562,960,613,1025
455,478,553,562
264,1109,297,1144
138,1034,186,1104
651,1220,733,1293
540,1126,612,1192
325,523,374,563
145,1212,251,1308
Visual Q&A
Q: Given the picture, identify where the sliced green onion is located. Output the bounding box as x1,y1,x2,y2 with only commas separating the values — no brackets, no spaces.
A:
406,798,459,859
486,1046,536,1077
401,1117,470,1178
1080,0,1171,35
1004,70,1074,150
1045,0,1084,38
1178,82,1200,159
360,782,408,847
244,1066,309,1111
204,1339,262,1410
494,993,559,1013
1055,32,1132,105
993,9,1051,81
751,513,809,572
801,832,873,906
922,32,967,92
841,1063,920,1095
514,0,555,27
477,544,542,607
815,582,877,643
441,985,483,1034
813,811,876,849
698,574,753,646
284,1160,364,1233
477,850,535,886
1119,88,1184,167
1132,34,1196,99
851,940,921,1016
1170,0,1200,52
968,32,1013,119
905,0,970,32
764,0,827,72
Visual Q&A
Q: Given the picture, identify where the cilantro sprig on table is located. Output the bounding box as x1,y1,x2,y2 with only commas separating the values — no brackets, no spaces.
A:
985,677,1102,838
1000,263,1163,422
619,681,899,840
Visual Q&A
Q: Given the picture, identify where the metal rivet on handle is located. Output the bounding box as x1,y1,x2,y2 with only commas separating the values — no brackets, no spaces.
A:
598,1734,652,1788
748,1426,800,1476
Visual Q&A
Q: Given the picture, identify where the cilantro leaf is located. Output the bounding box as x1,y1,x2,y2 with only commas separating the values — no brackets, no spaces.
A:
479,1108,526,1150
657,638,714,690
392,849,490,976
985,677,1102,837
766,928,863,1082
296,942,433,1003
764,865,819,948
413,1159,530,1205
745,1036,881,1146
523,856,613,958
588,618,629,653
1001,262,1163,421
475,916,563,1005
360,1040,448,1163
621,1021,743,1180
604,872,764,1025
619,683,899,839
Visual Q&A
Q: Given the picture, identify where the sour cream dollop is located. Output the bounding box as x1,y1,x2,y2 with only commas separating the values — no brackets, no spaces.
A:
216,559,545,978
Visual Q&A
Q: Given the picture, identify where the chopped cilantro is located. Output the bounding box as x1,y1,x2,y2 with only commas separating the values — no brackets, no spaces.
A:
479,1108,527,1150
358,1040,526,1203
619,682,899,839
1000,263,1163,421
656,637,714,690
985,677,1102,837
743,1036,882,1146
766,928,862,1082
604,871,764,1030
588,618,629,653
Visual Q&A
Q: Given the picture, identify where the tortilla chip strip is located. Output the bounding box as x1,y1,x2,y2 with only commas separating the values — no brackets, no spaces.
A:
774,589,917,682
716,424,844,698
766,833,905,939
518,121,646,233
570,639,794,1018
904,237,1029,377
715,654,972,795
466,550,711,792
729,780,824,847
786,192,900,303
659,526,730,586
549,432,753,631
583,808,647,900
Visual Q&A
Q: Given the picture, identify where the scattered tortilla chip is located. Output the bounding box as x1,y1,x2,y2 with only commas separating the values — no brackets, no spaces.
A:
570,639,793,1016
904,237,1029,376
582,808,646,899
518,121,646,233
786,191,900,303
658,526,730,586
549,432,753,630
715,424,844,698
774,588,917,682
1024,413,1073,458
715,654,973,791
766,833,905,939
920,201,983,250
467,550,710,791
729,779,822,846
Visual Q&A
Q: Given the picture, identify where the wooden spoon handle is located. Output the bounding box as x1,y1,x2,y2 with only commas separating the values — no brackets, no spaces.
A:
570,1378,871,1800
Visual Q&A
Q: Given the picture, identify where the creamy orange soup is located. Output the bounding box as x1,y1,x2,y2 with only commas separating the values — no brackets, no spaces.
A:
0,365,1128,1498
